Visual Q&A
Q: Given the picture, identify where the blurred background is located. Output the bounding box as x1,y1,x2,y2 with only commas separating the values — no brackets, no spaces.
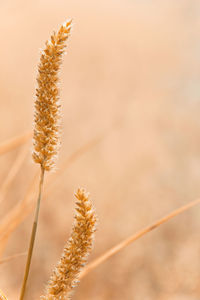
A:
0,0,200,299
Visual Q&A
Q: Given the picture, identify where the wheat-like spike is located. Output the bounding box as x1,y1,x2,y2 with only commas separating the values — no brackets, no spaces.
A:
33,20,72,171
41,188,97,300
20,21,72,300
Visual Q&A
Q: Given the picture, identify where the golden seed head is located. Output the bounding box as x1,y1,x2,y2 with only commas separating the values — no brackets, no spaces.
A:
41,188,97,299
33,20,72,171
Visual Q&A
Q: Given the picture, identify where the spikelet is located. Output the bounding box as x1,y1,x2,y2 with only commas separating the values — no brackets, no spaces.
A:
41,188,97,299
33,20,72,171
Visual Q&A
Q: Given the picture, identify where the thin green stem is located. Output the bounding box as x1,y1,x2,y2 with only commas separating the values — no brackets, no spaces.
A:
19,167,45,300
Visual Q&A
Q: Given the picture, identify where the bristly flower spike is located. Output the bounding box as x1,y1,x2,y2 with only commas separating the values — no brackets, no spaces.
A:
20,21,72,300
41,188,97,300
33,20,72,171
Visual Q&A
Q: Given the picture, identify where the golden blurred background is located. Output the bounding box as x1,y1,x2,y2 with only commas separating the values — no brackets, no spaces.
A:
0,0,200,299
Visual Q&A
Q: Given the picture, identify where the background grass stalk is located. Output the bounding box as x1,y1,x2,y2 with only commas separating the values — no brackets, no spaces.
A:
19,167,45,300
80,197,200,278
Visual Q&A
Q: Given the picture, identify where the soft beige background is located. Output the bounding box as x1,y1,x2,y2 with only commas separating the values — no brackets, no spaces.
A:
0,0,200,299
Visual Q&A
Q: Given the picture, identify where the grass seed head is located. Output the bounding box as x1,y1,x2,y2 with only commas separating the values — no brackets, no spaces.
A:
41,188,97,299
33,20,72,171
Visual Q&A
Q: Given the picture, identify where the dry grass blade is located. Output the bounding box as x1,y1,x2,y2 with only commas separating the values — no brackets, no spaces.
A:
0,145,29,203
0,252,27,265
0,131,32,156
0,172,39,256
45,131,107,196
80,197,200,279
47,121,120,191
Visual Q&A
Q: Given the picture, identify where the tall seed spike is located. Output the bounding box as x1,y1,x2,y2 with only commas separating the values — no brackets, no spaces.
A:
33,20,72,171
